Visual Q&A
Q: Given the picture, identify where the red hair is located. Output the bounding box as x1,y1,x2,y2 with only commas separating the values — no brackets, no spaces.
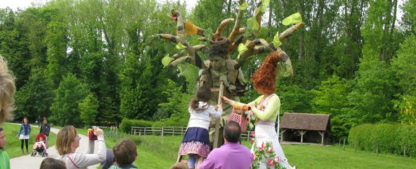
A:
251,52,280,94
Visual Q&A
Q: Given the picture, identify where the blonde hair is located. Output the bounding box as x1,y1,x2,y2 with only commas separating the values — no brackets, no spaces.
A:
0,55,15,123
56,125,78,155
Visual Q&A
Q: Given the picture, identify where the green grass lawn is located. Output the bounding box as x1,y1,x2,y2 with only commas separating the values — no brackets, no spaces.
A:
101,133,416,169
1,123,56,158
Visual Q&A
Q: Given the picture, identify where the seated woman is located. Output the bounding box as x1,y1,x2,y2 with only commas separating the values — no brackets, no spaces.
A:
56,126,106,169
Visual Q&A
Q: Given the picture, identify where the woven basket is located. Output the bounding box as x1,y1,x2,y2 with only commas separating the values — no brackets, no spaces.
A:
227,108,249,132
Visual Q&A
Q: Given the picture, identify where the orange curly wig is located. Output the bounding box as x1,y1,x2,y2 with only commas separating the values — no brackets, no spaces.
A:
251,52,280,94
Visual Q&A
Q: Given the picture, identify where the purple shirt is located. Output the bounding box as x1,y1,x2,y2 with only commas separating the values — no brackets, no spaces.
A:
199,142,252,169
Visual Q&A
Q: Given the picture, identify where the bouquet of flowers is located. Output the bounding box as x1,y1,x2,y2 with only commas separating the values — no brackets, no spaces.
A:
250,131,285,169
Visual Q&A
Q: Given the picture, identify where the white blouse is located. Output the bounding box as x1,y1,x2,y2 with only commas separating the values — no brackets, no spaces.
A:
187,105,222,129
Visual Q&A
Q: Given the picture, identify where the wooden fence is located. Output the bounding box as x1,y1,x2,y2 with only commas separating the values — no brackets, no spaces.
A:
131,126,253,140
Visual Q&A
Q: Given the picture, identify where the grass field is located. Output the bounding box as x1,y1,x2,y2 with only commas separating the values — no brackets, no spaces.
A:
101,133,416,169
1,123,56,158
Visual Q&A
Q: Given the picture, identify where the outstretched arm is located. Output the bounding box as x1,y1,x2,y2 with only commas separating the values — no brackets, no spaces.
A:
249,95,280,121
222,96,260,108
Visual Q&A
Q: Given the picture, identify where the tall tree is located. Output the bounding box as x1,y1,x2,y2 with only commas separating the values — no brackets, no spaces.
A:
14,68,54,120
50,73,87,126
391,35,416,124
79,93,99,126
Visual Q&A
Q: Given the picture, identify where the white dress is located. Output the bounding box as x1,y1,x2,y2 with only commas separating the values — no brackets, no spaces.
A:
251,94,292,169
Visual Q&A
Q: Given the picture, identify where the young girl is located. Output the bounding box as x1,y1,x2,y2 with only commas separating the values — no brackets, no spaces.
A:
179,86,222,169
17,117,31,154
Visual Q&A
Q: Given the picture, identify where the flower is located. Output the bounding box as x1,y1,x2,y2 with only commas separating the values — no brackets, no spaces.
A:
267,147,274,153
259,142,265,151
268,159,274,166
249,137,255,143
275,157,280,164
250,131,255,136
251,153,255,161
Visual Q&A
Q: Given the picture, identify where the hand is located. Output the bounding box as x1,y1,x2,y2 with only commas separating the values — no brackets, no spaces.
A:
217,104,223,110
246,111,255,119
221,96,232,104
93,127,104,136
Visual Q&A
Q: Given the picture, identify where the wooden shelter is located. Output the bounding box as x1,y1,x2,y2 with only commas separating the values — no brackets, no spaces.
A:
280,113,330,145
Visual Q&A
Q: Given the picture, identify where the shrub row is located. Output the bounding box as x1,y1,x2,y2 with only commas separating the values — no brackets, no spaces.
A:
348,123,416,157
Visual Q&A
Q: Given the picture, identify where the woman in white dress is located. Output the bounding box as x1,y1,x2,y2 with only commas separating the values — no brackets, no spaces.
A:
223,52,294,169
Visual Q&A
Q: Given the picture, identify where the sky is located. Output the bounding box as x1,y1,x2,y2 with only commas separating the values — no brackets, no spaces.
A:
0,0,198,11
0,0,406,27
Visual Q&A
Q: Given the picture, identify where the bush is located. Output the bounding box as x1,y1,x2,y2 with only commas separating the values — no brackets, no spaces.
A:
348,123,416,157
119,118,153,133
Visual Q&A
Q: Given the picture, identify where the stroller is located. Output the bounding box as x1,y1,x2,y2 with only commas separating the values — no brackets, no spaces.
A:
31,133,48,157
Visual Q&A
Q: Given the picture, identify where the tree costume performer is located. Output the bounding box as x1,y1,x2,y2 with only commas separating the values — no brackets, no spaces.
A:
156,0,304,151
223,52,295,169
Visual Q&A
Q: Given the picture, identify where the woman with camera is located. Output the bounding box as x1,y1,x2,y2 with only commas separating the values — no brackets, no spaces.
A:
56,126,106,169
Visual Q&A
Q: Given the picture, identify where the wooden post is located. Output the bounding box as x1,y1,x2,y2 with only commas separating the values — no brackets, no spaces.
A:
343,138,346,150
144,128,147,136
161,127,164,137
181,127,184,135
319,131,325,145
280,129,286,142
173,127,175,136
300,130,307,143
213,82,224,148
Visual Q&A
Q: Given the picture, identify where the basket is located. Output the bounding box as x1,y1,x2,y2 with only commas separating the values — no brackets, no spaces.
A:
227,108,249,132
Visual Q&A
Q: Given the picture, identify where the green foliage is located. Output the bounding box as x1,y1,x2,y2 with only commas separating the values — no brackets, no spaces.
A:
45,15,68,87
402,0,416,33
154,79,190,121
0,8,31,89
312,75,351,114
349,123,416,157
311,75,352,139
15,68,54,120
391,35,416,124
346,57,397,123
119,118,153,133
50,73,88,127
0,0,411,138
79,93,99,126
277,83,312,113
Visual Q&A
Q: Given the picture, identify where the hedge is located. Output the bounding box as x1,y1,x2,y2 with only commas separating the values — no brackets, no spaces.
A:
348,123,416,157
119,118,153,133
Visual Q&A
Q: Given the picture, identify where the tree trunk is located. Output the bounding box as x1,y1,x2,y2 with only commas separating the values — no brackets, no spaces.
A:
380,0,393,61
227,0,232,15
299,0,304,61
388,0,398,62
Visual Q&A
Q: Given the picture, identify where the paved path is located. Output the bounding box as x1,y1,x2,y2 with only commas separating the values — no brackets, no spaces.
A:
10,127,99,169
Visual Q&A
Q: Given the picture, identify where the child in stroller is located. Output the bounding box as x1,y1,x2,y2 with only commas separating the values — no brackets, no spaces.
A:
31,133,48,157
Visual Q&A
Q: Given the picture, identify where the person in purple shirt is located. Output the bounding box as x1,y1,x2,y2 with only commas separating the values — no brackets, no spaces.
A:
199,121,252,169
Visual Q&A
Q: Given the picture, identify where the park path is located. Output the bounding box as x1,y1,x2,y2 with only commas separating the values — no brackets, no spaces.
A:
10,127,99,169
